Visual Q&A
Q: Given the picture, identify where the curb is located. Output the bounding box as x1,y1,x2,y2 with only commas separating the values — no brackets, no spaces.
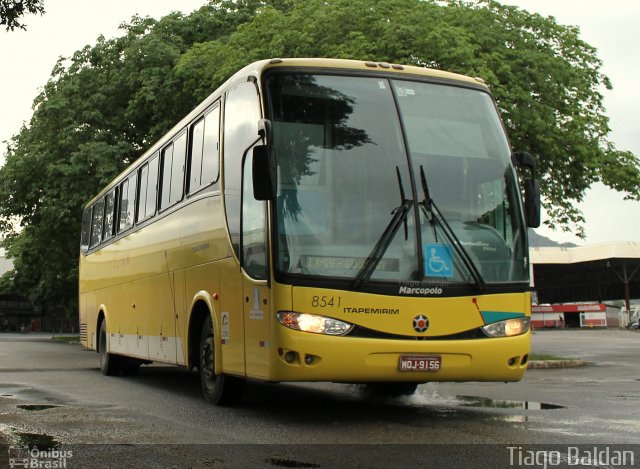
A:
528,359,587,369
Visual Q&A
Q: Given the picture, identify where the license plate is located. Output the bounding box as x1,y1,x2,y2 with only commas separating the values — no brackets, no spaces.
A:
398,355,441,372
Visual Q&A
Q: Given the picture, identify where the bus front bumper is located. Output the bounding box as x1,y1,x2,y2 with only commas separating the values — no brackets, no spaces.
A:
266,328,530,383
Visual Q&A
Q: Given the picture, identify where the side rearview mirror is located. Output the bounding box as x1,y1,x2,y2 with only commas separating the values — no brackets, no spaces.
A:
513,151,536,172
523,179,541,228
258,118,272,145
253,144,276,200
512,151,541,228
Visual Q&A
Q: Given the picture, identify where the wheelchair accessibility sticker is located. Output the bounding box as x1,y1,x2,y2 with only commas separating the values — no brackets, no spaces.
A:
424,244,453,278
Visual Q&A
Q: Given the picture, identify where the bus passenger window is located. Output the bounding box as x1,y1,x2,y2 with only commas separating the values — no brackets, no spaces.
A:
119,173,137,232
138,164,149,222
160,133,186,210
188,107,220,195
189,118,205,193
80,208,91,252
202,108,220,186
170,133,187,205
142,154,158,220
103,189,116,241
89,198,105,248
144,153,158,218
160,143,173,211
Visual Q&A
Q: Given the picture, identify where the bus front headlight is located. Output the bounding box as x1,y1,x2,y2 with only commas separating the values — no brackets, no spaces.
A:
276,312,353,336
482,317,530,337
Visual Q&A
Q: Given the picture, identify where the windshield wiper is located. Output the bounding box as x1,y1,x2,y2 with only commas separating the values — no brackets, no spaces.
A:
354,167,412,288
419,165,486,291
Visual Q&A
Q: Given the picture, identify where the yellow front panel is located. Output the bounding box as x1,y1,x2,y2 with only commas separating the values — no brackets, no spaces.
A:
292,287,528,337
264,285,530,383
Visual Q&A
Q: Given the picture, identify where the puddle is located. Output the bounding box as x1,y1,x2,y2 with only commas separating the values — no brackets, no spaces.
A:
14,432,61,450
17,404,60,411
456,395,565,410
267,458,320,468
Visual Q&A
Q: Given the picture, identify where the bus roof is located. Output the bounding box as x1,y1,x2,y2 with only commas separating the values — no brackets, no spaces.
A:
84,58,488,208
258,58,486,87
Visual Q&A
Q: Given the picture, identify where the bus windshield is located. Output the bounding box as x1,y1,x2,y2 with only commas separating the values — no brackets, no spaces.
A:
265,72,528,286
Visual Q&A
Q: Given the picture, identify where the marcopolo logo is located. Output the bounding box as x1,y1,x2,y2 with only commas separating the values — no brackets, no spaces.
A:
398,284,444,296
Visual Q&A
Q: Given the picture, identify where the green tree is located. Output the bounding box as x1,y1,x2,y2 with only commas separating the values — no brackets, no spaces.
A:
1,0,638,318
176,0,640,233
0,2,255,316
1,0,44,30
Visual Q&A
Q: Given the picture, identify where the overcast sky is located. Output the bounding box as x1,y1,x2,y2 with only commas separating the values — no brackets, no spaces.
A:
0,0,638,246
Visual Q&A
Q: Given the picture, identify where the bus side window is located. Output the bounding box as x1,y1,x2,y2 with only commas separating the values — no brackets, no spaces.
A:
189,117,205,193
223,81,266,279
137,163,149,223
188,107,220,195
170,133,187,205
147,154,159,217
202,108,220,187
119,173,137,232
138,153,159,221
81,208,91,252
160,132,187,211
89,197,105,248
103,189,117,241
160,143,174,211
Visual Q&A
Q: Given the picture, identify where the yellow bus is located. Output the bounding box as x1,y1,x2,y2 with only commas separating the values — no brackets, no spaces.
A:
79,58,540,404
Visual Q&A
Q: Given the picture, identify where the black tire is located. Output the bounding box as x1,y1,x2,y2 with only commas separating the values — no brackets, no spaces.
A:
98,320,121,376
364,382,418,398
199,315,245,405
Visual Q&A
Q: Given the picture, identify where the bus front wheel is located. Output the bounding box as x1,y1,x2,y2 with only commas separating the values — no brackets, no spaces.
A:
199,315,245,405
98,320,121,376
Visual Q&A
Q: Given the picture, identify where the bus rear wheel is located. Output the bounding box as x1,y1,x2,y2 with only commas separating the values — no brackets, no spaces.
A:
98,320,121,376
199,315,245,405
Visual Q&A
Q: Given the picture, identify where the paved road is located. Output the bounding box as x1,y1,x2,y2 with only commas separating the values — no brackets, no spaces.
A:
0,329,638,467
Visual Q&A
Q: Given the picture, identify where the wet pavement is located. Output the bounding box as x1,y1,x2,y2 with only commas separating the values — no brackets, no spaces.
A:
0,329,639,467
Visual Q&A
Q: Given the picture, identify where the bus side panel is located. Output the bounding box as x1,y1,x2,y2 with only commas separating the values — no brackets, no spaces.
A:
79,256,98,351
243,278,270,380
173,269,187,365
185,261,221,362
168,195,229,366
81,219,176,362
218,257,245,375
79,290,93,350
108,279,137,357
140,272,175,363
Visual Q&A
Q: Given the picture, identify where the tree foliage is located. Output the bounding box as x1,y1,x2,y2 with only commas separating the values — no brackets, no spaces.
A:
1,0,44,30
1,0,638,316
